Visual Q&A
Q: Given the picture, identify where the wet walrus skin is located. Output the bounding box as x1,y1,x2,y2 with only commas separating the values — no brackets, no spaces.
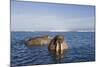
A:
25,35,51,46
48,35,68,58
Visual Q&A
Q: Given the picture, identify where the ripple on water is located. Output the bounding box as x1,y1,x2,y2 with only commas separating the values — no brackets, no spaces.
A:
11,32,95,66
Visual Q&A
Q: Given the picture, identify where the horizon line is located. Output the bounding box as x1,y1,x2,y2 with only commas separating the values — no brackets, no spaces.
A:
11,30,95,32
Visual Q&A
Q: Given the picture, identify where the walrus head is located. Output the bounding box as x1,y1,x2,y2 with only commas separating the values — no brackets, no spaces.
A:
55,35,64,44
48,34,69,60
48,35,67,55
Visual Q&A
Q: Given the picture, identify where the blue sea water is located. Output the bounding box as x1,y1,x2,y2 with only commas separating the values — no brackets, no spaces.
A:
11,32,95,66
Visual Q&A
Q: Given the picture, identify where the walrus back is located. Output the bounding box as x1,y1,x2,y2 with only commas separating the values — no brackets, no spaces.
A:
25,35,51,46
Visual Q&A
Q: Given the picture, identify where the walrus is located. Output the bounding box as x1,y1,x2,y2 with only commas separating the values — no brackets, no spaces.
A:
25,35,52,46
48,35,68,58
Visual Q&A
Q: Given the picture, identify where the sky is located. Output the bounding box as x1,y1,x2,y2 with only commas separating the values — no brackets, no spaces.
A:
11,0,95,32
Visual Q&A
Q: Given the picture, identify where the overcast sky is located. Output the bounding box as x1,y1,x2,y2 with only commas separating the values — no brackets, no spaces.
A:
11,0,95,32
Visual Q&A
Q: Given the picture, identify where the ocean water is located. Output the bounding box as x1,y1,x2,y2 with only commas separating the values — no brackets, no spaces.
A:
11,32,95,66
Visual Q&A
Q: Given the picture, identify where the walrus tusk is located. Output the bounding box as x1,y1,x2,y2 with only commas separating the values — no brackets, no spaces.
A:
48,35,69,58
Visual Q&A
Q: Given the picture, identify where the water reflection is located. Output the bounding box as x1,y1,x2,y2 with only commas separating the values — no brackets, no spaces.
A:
48,49,68,63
